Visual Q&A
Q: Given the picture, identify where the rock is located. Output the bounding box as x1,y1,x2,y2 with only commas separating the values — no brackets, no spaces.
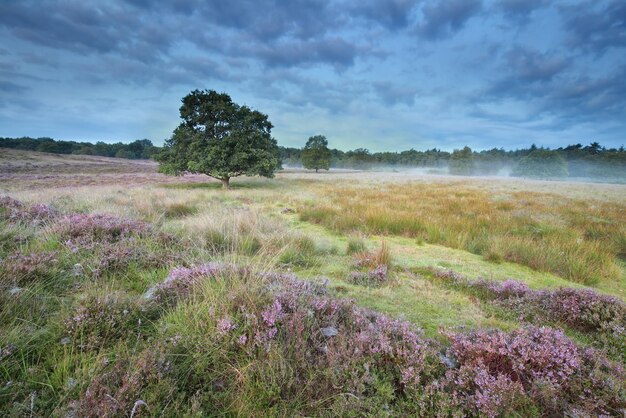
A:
321,326,338,337
72,263,84,277
8,287,22,296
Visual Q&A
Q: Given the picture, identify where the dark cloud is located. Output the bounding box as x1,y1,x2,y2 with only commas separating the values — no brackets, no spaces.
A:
0,80,27,93
479,44,625,127
353,0,420,30
561,0,626,54
416,0,482,40
0,1,127,53
0,0,624,148
482,47,570,101
496,0,548,21
504,47,570,83
546,68,626,122
374,81,417,105
253,37,360,69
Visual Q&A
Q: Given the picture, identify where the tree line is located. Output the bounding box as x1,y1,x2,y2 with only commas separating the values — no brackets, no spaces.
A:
283,141,626,180
2,87,624,182
0,136,159,159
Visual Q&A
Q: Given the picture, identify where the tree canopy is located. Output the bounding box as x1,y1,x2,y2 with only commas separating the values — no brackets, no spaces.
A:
511,149,568,178
156,90,280,188
449,146,476,175
301,135,331,172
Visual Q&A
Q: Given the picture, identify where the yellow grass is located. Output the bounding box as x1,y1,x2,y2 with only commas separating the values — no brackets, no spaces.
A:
298,182,625,284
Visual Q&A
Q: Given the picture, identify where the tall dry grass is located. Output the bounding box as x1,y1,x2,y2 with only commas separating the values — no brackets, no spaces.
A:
299,183,625,284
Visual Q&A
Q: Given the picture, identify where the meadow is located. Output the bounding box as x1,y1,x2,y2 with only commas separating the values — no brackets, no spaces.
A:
1,149,625,416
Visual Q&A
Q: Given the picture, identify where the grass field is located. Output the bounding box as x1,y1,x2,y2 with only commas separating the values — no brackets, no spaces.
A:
1,150,625,416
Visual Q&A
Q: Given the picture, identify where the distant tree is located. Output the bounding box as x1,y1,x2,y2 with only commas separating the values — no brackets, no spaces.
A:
449,146,475,175
511,149,568,178
156,89,280,188
301,135,331,172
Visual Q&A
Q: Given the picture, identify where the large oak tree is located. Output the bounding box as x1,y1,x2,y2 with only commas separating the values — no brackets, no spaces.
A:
156,90,280,188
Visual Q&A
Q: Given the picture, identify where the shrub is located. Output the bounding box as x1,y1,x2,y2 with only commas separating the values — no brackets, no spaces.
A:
1,251,59,285
54,213,153,245
144,263,229,307
512,149,568,178
64,292,157,351
431,269,624,334
202,271,439,414
349,241,392,286
69,346,173,417
0,196,59,225
66,268,626,416
429,268,626,359
442,327,625,417
92,241,170,278
348,265,389,287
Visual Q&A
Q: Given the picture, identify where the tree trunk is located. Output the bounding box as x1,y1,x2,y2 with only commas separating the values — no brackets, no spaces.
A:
221,177,230,189
315,168,319,173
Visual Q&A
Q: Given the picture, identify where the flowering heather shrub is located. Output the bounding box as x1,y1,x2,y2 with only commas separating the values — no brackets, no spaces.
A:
546,287,625,334
1,251,58,285
0,196,59,225
144,263,229,307
64,269,626,416
349,241,392,287
211,272,439,413
64,292,157,350
348,264,389,286
442,326,625,417
0,341,16,361
430,268,625,339
91,240,171,278
70,347,173,417
53,213,153,245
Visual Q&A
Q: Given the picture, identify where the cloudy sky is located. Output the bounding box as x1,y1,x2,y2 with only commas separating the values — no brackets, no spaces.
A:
0,0,624,151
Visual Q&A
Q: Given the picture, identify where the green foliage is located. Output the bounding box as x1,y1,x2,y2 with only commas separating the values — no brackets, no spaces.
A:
449,146,476,175
301,135,331,172
512,149,569,178
156,89,281,188
0,137,158,159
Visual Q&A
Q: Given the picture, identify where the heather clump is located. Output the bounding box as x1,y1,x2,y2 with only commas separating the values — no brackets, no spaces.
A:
1,251,59,285
349,241,392,286
64,292,157,351
54,213,153,245
0,196,59,225
91,240,172,278
144,262,230,307
430,268,625,351
348,264,389,286
175,271,439,414
441,326,625,417
53,212,177,279
69,346,174,417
